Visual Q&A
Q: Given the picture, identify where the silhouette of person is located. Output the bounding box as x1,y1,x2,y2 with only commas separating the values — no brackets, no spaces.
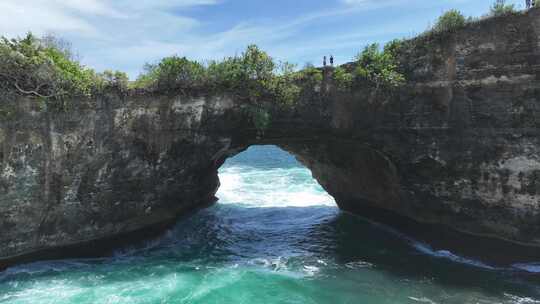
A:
323,56,327,67
330,55,334,66
527,0,531,8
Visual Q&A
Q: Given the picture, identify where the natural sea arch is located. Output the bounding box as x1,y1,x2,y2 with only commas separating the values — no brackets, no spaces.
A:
3,11,540,267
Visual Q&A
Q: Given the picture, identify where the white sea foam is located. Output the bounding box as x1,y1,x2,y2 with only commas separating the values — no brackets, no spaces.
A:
512,263,540,273
250,257,289,272
413,242,540,274
504,293,540,303
355,215,506,271
408,297,439,304
411,242,497,270
345,261,374,269
217,166,336,208
302,265,320,276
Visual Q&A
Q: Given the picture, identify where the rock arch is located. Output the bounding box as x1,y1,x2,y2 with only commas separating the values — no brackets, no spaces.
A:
2,9,540,267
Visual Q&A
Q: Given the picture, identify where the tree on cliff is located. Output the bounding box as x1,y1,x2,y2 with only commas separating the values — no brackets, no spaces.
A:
0,33,129,109
329,40,405,93
354,41,405,90
134,56,206,93
490,0,516,16
432,9,466,33
0,33,97,100
134,44,300,106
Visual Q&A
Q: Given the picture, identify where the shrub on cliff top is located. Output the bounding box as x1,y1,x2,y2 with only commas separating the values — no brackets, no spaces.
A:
133,56,206,92
0,33,130,104
269,62,301,106
134,44,301,106
333,67,354,91
432,9,466,33
294,63,323,90
206,57,245,90
0,33,99,100
354,40,405,90
98,70,130,91
237,44,276,101
490,0,516,16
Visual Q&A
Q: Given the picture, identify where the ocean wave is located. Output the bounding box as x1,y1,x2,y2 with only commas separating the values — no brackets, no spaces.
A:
411,242,496,270
512,263,540,274
351,214,511,271
216,165,336,208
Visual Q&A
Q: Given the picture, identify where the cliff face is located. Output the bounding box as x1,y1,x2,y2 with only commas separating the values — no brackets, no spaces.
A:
320,10,540,246
1,9,540,265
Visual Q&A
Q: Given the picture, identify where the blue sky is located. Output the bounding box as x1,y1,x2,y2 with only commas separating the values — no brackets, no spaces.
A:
0,0,527,78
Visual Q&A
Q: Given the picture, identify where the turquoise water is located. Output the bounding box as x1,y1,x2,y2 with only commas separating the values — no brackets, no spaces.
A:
1,145,540,304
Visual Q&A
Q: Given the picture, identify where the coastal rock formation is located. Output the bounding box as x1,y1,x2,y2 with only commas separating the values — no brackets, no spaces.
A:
1,9,540,266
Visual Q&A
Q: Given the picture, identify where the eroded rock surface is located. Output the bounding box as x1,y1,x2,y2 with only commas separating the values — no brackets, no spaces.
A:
1,9,540,265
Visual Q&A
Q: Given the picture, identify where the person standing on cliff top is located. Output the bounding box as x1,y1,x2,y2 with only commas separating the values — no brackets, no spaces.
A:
330,55,334,66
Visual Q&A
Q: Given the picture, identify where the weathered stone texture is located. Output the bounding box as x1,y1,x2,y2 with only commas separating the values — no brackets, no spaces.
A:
1,9,540,265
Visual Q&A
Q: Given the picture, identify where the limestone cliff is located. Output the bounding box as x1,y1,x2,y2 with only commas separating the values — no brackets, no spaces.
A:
1,9,540,266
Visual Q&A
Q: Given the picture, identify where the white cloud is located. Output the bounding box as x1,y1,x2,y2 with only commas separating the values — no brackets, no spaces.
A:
0,0,495,78
0,0,223,76
0,0,219,38
75,0,401,77
56,0,125,18
0,1,97,36
115,0,221,10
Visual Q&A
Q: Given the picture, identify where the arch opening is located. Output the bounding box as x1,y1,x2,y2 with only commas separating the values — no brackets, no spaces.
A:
216,145,337,209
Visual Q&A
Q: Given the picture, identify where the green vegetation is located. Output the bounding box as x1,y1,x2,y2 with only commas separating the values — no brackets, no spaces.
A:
354,40,405,90
0,33,129,104
295,63,323,90
332,67,354,91
246,106,271,135
329,40,405,93
98,70,130,91
0,33,98,99
133,56,206,92
490,0,516,16
432,9,467,33
270,62,301,106
134,45,297,104
426,1,522,37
